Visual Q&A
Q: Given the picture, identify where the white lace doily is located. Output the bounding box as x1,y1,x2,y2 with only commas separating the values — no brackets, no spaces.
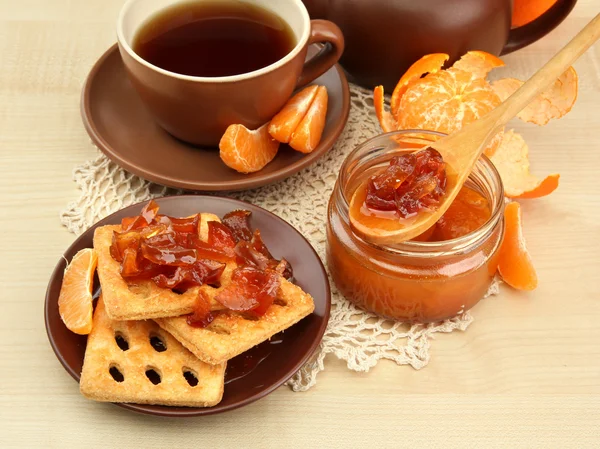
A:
61,84,498,391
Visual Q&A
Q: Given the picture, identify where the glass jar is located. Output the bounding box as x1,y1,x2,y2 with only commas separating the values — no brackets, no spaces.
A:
326,130,505,323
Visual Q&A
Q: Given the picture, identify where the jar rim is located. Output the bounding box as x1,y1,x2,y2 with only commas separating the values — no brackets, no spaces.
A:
337,129,505,256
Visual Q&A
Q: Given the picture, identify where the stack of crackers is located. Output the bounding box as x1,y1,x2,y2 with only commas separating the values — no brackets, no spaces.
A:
79,213,315,407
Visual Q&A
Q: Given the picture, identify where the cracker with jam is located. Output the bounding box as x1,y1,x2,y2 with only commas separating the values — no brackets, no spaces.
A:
59,200,315,408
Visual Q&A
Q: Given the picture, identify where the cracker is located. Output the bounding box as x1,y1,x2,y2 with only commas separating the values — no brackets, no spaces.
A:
94,213,233,321
80,297,226,407
155,278,315,365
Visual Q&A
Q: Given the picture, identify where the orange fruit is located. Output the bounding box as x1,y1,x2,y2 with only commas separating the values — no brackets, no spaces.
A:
491,130,559,199
377,51,505,156
497,202,538,290
268,85,319,143
512,0,557,28
289,85,328,153
58,248,98,334
219,122,280,173
492,67,578,126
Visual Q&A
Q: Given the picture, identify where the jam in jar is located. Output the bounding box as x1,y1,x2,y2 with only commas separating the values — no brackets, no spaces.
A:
326,130,505,323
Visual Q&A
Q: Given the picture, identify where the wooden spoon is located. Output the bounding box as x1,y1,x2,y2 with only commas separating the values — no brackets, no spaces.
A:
350,13,600,245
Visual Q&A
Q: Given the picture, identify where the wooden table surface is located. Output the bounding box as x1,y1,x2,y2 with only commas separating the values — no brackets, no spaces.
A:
1,0,599,447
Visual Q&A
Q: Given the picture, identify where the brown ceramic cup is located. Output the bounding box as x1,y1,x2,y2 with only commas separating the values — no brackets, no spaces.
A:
117,0,344,146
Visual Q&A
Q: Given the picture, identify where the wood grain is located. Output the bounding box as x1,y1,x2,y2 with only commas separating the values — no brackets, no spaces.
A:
0,0,599,447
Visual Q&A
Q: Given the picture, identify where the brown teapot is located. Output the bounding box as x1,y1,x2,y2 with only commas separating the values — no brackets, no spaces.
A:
303,0,577,90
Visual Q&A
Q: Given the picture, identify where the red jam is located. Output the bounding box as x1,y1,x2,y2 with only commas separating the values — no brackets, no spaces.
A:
364,147,447,218
109,200,292,326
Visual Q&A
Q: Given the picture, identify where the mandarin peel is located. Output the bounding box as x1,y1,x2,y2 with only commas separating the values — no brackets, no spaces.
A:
373,85,396,133
491,66,578,126
491,130,560,199
450,50,504,79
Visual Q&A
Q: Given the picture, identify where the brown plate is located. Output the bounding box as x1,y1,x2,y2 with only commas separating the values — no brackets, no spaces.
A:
45,195,331,416
81,44,350,191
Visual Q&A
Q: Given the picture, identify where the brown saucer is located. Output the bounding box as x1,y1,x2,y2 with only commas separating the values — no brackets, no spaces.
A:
81,44,350,191
45,195,331,417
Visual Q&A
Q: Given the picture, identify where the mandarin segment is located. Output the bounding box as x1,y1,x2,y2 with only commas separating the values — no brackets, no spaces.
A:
268,85,319,143
497,202,538,291
491,130,560,198
58,248,98,335
289,85,328,154
390,53,449,119
491,67,578,125
219,122,279,173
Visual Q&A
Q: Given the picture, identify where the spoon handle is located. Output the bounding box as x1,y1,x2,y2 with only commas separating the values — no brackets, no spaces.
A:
491,13,600,130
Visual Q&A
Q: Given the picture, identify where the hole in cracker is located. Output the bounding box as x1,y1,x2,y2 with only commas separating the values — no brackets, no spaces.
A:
114,332,129,351
273,298,287,307
171,288,185,295
109,365,124,383
183,368,199,387
149,334,167,352
145,368,162,385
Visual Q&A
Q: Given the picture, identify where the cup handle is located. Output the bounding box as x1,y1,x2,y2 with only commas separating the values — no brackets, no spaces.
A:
296,19,345,88
502,0,577,54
